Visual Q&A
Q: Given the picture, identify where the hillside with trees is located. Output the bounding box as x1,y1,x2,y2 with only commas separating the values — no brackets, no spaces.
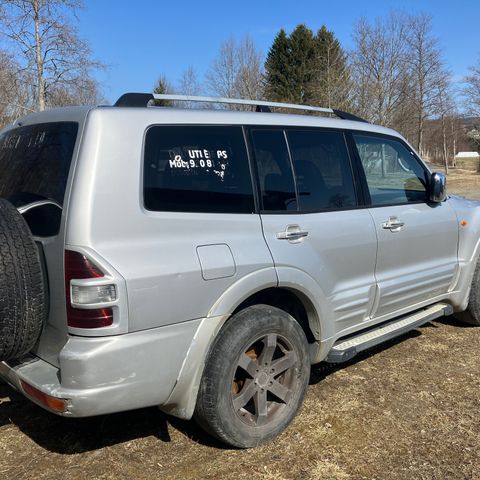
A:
0,5,479,169
262,15,479,167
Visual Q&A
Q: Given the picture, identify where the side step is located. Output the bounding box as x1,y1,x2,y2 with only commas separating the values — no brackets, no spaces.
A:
326,303,453,364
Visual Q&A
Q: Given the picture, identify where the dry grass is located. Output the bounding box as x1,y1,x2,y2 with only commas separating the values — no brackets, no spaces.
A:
438,168,480,199
1,170,480,479
2,320,479,480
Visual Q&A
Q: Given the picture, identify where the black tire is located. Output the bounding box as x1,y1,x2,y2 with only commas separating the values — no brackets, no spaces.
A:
0,198,46,361
194,304,310,448
455,259,480,326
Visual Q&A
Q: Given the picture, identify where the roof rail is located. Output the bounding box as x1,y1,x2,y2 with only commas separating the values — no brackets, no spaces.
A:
113,93,369,123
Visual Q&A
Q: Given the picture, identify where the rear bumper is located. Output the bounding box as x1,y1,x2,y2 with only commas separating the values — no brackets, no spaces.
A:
0,318,201,417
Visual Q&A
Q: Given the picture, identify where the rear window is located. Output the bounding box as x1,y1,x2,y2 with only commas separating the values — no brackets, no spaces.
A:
287,129,357,211
250,129,297,212
0,122,78,206
143,125,255,213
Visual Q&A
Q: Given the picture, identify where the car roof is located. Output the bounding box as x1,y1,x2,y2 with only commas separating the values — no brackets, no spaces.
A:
98,105,403,138
6,104,402,140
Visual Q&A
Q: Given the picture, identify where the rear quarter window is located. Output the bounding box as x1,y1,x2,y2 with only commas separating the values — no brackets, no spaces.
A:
0,122,78,206
143,125,255,213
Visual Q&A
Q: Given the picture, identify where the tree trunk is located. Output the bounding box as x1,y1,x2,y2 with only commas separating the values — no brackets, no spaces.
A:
442,114,448,174
381,143,387,177
33,0,45,111
417,111,423,156
451,118,457,168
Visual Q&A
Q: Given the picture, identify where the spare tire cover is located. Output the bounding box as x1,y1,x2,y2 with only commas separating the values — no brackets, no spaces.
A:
0,198,46,361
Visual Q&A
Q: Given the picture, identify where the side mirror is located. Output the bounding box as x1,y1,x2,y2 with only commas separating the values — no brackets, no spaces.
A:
429,172,447,203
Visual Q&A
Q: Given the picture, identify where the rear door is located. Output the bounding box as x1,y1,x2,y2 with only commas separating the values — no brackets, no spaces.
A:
0,121,80,365
125,124,275,331
248,127,378,336
351,133,458,317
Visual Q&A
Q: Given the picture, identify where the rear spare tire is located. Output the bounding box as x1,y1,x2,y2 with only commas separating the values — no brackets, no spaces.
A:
0,198,46,361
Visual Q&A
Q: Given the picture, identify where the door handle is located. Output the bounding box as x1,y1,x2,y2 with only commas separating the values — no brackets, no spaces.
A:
277,225,309,243
382,216,405,232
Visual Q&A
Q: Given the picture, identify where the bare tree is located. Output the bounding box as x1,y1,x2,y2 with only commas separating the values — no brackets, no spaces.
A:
350,13,410,126
311,26,351,110
406,14,450,155
467,129,480,149
434,81,456,173
0,0,103,111
206,37,236,99
205,35,264,107
234,36,264,100
47,77,105,107
463,56,480,117
176,65,201,108
178,66,200,96
0,49,32,125
350,11,455,157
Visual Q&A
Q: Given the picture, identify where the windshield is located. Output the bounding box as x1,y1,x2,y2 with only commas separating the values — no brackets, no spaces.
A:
0,122,78,206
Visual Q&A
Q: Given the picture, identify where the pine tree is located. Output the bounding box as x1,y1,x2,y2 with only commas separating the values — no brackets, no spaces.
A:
153,75,174,106
288,24,316,104
264,29,292,102
264,25,349,107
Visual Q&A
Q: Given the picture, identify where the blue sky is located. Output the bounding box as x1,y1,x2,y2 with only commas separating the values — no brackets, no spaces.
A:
78,0,480,104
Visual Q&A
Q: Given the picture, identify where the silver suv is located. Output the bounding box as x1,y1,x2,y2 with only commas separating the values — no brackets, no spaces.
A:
1,93,479,448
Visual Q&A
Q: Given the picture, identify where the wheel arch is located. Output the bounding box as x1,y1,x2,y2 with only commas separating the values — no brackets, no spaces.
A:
446,197,480,310
160,270,326,420
232,287,319,345
208,266,329,343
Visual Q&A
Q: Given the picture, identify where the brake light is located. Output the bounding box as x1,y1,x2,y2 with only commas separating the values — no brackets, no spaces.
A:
64,250,114,328
65,250,103,279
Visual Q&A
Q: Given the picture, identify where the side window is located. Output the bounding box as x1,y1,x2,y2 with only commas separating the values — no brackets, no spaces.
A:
250,130,297,212
353,134,428,206
143,126,255,213
287,130,357,211
0,122,78,206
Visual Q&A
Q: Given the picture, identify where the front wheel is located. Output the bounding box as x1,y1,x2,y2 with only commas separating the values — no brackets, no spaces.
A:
456,260,480,326
194,304,310,448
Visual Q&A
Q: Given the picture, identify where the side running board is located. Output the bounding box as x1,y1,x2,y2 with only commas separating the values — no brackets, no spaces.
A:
326,303,453,364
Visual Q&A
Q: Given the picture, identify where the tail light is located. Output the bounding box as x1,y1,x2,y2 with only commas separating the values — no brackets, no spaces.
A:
21,380,67,413
64,250,116,328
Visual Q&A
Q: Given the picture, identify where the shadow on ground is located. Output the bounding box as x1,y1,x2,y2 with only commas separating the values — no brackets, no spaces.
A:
0,380,227,453
309,328,422,385
0,317,459,455
435,314,477,328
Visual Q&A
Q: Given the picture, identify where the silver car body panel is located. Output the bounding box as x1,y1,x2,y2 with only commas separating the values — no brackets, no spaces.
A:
367,201,459,317
1,318,200,416
21,107,92,367
1,105,478,419
261,210,378,337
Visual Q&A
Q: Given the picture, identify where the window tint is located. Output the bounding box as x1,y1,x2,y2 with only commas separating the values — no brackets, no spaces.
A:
353,134,428,206
0,122,78,206
250,130,297,211
287,130,356,211
144,126,255,213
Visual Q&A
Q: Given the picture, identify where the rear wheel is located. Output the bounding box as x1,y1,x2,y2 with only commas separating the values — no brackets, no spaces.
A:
194,304,310,448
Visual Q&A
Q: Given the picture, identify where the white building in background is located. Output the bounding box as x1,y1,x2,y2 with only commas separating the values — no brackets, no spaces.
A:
455,152,480,159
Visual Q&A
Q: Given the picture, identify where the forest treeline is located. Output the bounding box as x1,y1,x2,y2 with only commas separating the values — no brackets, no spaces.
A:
0,2,479,166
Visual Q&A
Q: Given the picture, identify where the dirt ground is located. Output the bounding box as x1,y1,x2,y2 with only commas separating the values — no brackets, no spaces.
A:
1,170,480,480
442,168,480,200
